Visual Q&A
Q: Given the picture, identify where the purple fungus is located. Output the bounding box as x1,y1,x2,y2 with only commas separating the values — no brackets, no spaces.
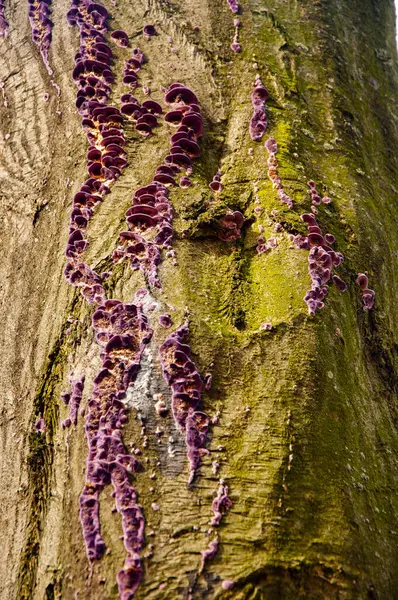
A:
165,85,198,106
301,213,317,226
211,481,232,526
250,75,268,141
231,41,242,53
180,176,192,188
159,314,173,328
116,556,142,598
264,137,278,154
0,3,8,37
160,324,210,482
227,0,239,13
362,289,375,310
165,153,192,169
165,110,184,126
332,275,347,292
143,24,157,39
68,376,85,425
120,93,137,103
356,273,374,310
120,102,141,116
209,171,223,193
35,417,46,434
356,273,368,290
181,113,203,137
111,29,129,47
137,113,158,128
200,538,219,572
142,99,162,114
324,233,335,245
156,165,176,177
135,122,152,137
218,210,244,241
153,173,176,187
175,137,200,157
308,232,324,247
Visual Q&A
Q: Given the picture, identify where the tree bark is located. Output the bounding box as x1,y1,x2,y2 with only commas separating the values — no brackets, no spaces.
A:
0,0,398,599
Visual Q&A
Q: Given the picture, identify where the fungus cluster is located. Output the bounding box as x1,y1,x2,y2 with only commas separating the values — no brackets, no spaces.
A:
356,273,375,310
250,75,268,141
113,83,202,286
80,300,152,594
160,323,210,483
0,1,8,36
121,47,143,90
256,235,277,255
118,45,163,137
64,3,160,596
292,211,345,314
65,0,129,298
217,210,244,242
264,137,293,209
61,376,85,428
28,0,53,75
307,179,331,214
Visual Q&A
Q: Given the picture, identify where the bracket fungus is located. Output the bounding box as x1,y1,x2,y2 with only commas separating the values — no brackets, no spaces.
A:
143,24,157,40
160,323,210,483
250,75,268,141
293,209,345,315
28,0,53,75
111,29,129,47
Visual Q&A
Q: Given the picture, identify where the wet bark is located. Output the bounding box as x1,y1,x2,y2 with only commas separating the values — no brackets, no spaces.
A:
0,0,398,599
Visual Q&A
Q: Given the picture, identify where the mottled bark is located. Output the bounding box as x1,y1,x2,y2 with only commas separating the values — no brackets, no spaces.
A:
0,0,398,599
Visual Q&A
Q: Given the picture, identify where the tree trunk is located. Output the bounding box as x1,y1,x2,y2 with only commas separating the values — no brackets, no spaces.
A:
1,0,398,598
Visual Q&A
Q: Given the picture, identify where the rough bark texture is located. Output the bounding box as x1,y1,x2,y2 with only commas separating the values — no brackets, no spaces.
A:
1,0,398,599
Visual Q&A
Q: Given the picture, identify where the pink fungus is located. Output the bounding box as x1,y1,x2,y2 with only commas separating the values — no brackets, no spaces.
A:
259,322,272,331
211,481,232,526
227,0,239,13
222,580,235,590
200,538,219,571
